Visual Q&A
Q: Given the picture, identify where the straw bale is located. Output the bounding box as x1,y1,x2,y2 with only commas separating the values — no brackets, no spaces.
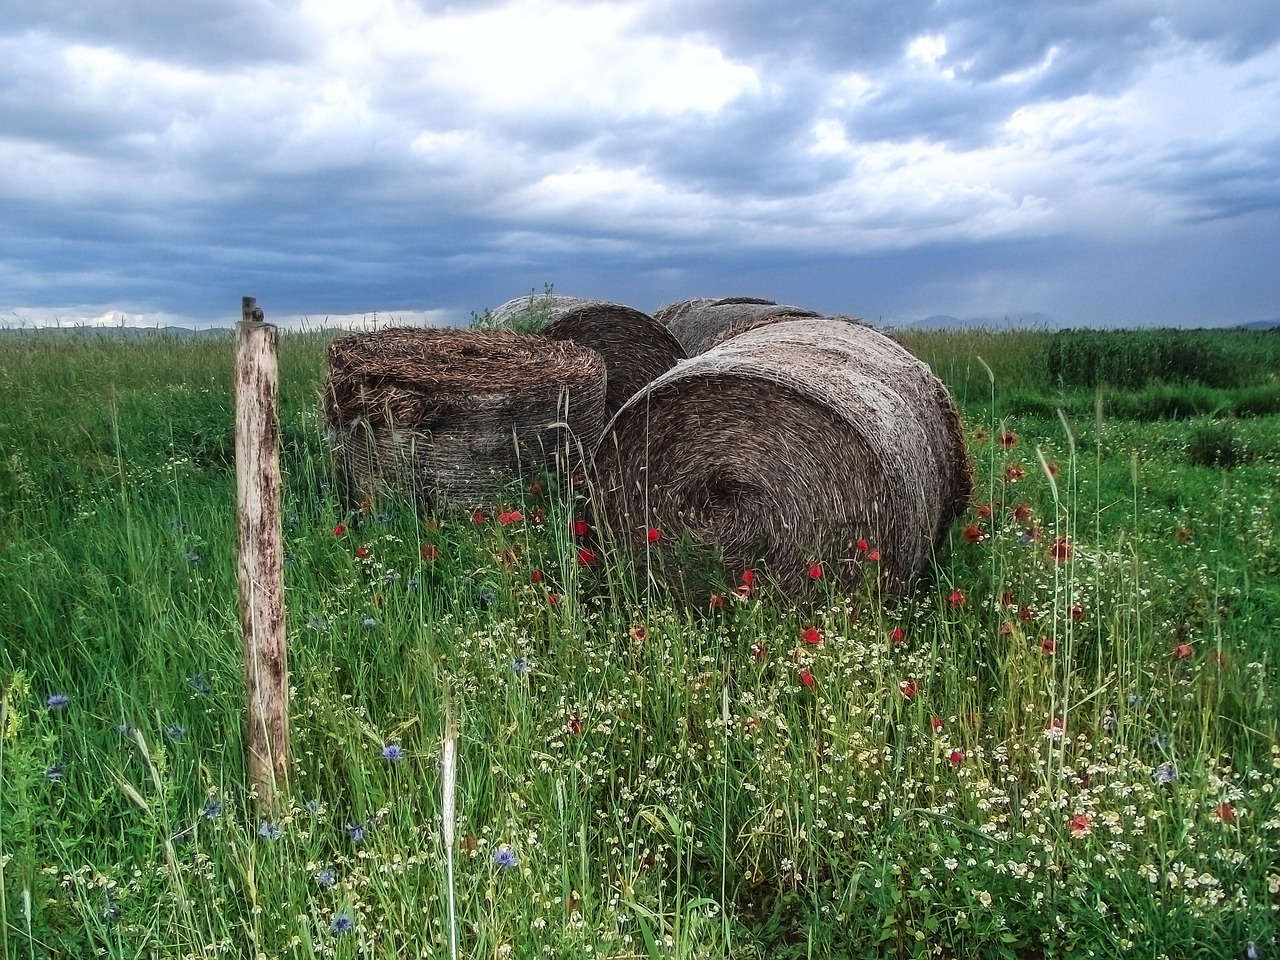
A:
592,318,971,593
323,327,606,505
486,293,686,417
654,297,827,355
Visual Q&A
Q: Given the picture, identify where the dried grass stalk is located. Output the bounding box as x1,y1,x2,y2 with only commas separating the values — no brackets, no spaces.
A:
592,318,971,592
486,293,686,417
323,327,606,505
654,297,827,355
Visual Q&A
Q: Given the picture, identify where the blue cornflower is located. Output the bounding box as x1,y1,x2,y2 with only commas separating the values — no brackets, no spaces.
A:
185,549,202,567
118,721,137,738
1102,714,1118,735
405,575,420,591
1126,692,1145,708
166,724,187,742
346,822,366,845
491,846,518,870
381,743,403,762
381,570,401,585
479,588,496,609
512,656,532,676
361,616,379,631
46,693,70,711
187,673,211,696
376,512,391,525
46,762,65,782
307,616,327,632
304,797,321,814
315,867,337,889
257,821,282,841
1155,762,1178,786
1148,732,1172,754
201,798,223,820
329,911,354,935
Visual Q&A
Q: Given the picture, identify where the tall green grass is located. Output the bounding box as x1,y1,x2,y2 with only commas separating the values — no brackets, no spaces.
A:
1,328,1278,959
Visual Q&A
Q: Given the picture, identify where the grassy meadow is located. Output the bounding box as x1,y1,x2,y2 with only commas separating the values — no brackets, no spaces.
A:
1,325,1278,959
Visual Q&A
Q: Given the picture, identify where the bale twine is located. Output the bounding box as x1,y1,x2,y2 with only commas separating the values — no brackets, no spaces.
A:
654,297,827,355
485,294,686,418
592,318,972,593
323,327,607,506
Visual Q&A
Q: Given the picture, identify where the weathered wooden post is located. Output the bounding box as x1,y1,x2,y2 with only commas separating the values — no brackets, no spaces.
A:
235,296,289,808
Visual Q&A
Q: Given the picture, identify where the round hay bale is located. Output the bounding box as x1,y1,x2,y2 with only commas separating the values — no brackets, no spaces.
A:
485,293,686,418
323,327,607,506
654,297,826,355
592,318,972,593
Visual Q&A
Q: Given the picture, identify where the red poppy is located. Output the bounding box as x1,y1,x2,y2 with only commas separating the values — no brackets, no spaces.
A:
1215,801,1236,824
998,622,1014,637
807,563,822,581
355,545,370,560
733,583,752,601
798,667,816,688
999,430,1018,449
577,547,597,567
573,518,589,537
498,509,523,526
1019,605,1036,623
948,749,966,767
421,543,439,561
948,589,966,608
1068,812,1091,838
646,527,662,544
999,589,1017,608
899,679,918,697
976,502,994,520
1172,642,1193,661
856,539,869,552
530,568,543,583
1049,537,1073,563
750,641,768,662
961,524,985,545
334,523,349,539
472,509,487,524
890,627,906,644
931,717,944,732
566,715,584,735
1045,717,1065,738
1040,636,1058,656
527,481,545,499
1069,603,1086,622
866,550,882,561
629,624,648,644
1012,503,1033,523
801,625,823,646
1002,464,1027,483
709,592,727,611
547,593,559,607
741,569,755,586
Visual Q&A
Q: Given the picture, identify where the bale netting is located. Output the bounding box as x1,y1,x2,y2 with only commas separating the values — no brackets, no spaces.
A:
323,327,607,506
592,318,972,594
654,296,827,355
485,294,686,418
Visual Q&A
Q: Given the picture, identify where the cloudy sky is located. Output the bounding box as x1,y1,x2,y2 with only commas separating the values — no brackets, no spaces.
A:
3,0,1279,329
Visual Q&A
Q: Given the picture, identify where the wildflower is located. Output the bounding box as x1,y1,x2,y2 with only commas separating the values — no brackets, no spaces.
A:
1018,605,1036,623
329,912,354,935
629,624,649,644
866,549,881,561
1215,801,1236,824
1155,762,1178,786
1102,714,1118,735
801,625,823,646
998,430,1018,449
1002,464,1026,483
1012,503,1033,523
187,672,211,696
1045,717,1065,739
346,822,367,844
512,656,532,676
420,543,439,561
572,518,589,537
733,582,752,601
1040,636,1057,656
807,562,822,581
257,821,282,840
709,592,727,611
361,616,378,631
472,509,487,524
1172,642,1193,661
740,569,755,586
492,846,518,870
1175,525,1193,544
46,762,65,782
1148,732,1171,754
931,717,944,732
478,587,496,609
333,523,346,537
355,545,370,560
566,715,584,735
547,593,559,607
185,549,202,566
1068,813,1092,838
975,502,994,520
381,743,403,763
948,589,966,608
976,890,993,908
973,428,990,442
315,867,337,888
1069,603,1086,622
890,627,906,645
1019,525,1042,544
117,721,136,738
961,524,985,545
750,642,768,663
948,749,966,767
529,568,543,583
166,724,186,741
856,539,869,552
798,667,815,688
998,622,1014,637
45,693,70,711
647,527,663,544
1126,692,1145,708
1049,537,1073,563
307,615,327,631
498,509,522,526
999,589,1017,608
576,547,597,567
201,798,222,820
899,679,918,697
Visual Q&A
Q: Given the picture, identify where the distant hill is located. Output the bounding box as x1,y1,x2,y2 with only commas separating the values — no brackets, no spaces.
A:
0,324,231,338
1240,319,1280,331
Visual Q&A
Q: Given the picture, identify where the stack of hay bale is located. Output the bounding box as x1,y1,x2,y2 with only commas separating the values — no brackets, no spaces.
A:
321,294,970,594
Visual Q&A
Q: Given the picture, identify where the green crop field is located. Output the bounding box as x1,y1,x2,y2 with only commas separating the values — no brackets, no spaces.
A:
1,326,1278,959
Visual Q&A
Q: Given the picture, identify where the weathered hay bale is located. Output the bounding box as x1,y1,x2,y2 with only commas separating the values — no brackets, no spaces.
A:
323,327,606,505
592,318,972,593
485,294,686,418
654,297,827,355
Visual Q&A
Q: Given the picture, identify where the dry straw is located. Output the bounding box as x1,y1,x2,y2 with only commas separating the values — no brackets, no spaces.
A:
654,296,829,356
485,293,686,417
323,327,606,505
592,317,972,592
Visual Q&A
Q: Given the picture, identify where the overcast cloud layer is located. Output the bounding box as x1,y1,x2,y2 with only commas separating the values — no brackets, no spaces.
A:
3,0,1279,328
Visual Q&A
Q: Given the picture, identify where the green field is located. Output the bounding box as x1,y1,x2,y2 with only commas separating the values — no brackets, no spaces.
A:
1,326,1278,959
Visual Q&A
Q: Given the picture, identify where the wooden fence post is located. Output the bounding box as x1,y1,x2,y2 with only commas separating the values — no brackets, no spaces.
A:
235,296,289,807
